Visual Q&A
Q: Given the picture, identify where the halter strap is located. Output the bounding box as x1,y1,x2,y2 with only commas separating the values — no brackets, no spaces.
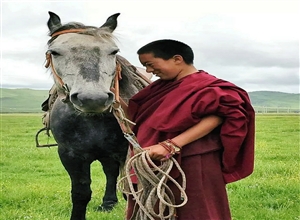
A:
45,52,65,87
51,29,87,37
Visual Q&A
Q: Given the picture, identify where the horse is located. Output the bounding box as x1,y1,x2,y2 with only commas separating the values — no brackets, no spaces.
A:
41,11,150,220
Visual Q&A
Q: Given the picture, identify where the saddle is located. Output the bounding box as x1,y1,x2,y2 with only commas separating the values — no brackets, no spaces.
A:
36,55,152,147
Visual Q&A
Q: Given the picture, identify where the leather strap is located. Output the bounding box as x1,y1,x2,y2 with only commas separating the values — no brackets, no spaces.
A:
51,29,86,37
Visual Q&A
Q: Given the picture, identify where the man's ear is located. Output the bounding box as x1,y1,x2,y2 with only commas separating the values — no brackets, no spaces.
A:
173,55,184,64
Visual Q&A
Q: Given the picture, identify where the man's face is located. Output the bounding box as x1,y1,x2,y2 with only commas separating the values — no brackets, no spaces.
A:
139,53,181,80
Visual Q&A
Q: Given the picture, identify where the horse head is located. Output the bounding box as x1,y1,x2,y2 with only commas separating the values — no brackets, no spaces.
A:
46,12,121,113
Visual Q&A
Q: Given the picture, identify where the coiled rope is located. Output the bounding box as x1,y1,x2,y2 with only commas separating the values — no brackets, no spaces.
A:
117,147,188,220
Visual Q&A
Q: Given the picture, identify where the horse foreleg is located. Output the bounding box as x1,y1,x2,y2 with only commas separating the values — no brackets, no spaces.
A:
59,150,92,220
97,158,120,211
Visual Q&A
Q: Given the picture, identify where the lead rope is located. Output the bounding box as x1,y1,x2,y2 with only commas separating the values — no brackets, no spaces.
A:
118,150,188,220
111,65,188,220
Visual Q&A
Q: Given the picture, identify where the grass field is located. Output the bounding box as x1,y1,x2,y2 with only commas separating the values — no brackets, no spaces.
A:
0,114,299,220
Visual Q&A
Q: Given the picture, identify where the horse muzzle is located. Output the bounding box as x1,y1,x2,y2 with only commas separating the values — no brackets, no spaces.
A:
70,91,115,113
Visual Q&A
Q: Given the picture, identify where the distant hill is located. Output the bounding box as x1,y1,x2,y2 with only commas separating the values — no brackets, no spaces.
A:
0,88,299,113
0,88,49,113
249,91,299,108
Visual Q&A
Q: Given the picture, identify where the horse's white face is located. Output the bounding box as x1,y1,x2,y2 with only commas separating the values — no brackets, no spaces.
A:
47,12,120,113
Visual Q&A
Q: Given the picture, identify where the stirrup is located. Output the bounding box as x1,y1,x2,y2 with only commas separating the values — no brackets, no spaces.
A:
35,127,58,148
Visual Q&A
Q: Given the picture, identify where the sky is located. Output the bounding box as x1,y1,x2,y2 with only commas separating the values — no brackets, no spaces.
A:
1,0,299,93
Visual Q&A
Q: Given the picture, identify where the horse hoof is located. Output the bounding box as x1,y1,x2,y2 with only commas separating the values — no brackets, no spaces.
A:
97,202,117,212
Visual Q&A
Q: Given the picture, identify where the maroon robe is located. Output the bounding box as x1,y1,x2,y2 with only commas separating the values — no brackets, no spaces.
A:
126,71,255,219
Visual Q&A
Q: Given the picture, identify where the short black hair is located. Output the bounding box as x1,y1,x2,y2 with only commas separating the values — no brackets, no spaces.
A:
137,39,194,64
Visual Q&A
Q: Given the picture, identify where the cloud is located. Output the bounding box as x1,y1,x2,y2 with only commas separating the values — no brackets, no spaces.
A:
1,0,299,93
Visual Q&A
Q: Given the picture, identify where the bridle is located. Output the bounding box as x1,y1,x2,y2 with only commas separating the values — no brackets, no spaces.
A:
45,50,123,104
45,29,137,144
45,29,123,103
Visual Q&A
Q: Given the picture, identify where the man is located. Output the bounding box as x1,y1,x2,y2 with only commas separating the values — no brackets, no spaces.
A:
125,39,255,220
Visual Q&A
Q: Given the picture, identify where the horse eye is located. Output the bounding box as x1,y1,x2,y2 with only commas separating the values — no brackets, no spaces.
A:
50,50,60,56
110,49,119,55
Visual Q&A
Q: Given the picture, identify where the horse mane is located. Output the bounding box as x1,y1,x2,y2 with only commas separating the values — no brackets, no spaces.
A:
117,55,151,103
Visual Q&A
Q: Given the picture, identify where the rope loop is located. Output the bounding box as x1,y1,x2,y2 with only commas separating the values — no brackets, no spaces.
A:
118,149,188,220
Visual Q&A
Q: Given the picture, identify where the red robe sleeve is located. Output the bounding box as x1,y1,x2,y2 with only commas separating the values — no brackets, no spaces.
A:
191,86,255,183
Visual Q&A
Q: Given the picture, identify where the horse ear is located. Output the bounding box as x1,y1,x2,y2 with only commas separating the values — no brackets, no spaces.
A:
99,13,120,32
47,11,62,33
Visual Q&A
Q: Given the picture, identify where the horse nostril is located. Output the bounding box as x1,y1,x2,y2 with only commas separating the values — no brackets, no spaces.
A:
105,92,115,105
70,92,83,106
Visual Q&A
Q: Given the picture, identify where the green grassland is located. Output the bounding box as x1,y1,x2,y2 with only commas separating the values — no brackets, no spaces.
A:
0,114,299,220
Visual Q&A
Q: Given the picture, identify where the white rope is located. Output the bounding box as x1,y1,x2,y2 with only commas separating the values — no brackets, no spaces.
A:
117,148,188,220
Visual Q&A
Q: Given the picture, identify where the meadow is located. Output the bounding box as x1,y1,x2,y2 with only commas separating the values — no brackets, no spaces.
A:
0,114,299,220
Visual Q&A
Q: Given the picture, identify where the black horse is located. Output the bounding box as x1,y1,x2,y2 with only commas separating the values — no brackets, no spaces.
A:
40,11,150,220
